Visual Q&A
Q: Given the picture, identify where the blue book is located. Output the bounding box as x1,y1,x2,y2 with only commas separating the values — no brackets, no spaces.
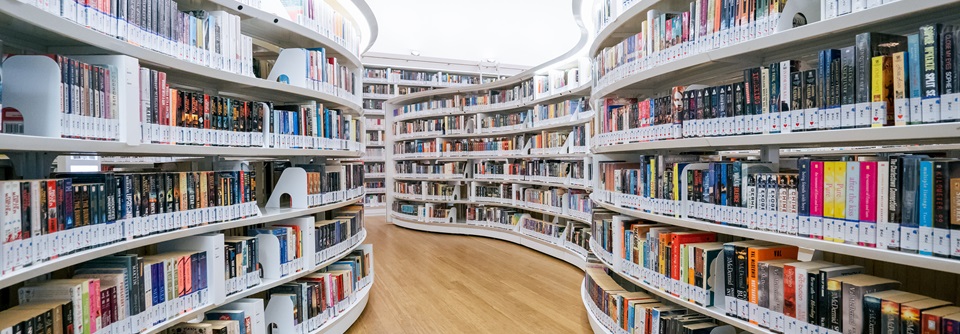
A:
919,160,934,255
900,155,926,253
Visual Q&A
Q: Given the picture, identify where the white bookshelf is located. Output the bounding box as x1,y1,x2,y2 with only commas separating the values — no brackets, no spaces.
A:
588,0,960,331
0,0,376,331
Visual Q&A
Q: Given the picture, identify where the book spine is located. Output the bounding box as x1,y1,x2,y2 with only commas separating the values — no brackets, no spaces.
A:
919,161,935,255
784,264,797,319
724,243,738,316
920,24,942,123
894,51,910,126
845,162,861,245
933,161,951,257
861,161,879,247
811,161,825,239
827,278,843,332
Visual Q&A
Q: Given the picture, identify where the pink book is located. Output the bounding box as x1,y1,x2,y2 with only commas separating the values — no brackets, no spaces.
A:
810,161,825,239
859,161,878,246
88,278,101,333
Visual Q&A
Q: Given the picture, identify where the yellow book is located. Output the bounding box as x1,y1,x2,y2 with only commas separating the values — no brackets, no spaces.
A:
893,52,908,126
872,55,894,127
649,157,657,199
672,163,680,203
822,162,837,242
834,162,847,222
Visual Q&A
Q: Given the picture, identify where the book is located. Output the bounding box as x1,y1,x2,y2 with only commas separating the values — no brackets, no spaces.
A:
840,275,900,334
880,293,929,334
901,299,952,334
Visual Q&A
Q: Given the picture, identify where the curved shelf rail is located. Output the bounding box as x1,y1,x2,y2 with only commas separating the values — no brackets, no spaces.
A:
590,241,770,334
0,133,365,157
582,279,618,334
392,216,586,269
391,194,591,224
309,276,374,334
592,196,960,274
0,0,362,112
392,174,591,190
589,0,662,57
592,122,960,154
390,84,591,124
0,194,365,289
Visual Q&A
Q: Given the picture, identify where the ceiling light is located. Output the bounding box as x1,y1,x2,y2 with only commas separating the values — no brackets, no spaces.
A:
486,58,497,63
410,50,421,56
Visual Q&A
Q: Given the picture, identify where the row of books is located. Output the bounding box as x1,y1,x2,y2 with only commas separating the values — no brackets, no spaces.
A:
299,48,357,98
282,0,362,56
261,245,372,333
362,99,383,110
520,216,561,239
166,245,373,334
364,194,385,206
461,83,535,109
271,103,361,148
473,184,509,201
395,161,465,177
392,201,454,221
139,67,267,146
596,24,960,145
439,73,481,85
0,170,257,275
363,84,392,95
480,111,528,129
474,160,587,182
313,205,364,264
364,163,385,174
365,130,384,144
532,98,587,122
363,68,387,80
9,250,208,334
394,115,467,136
532,67,584,97
601,220,960,334
394,98,461,117
223,236,261,297
585,267,725,334
398,86,432,95
365,147,384,159
464,205,520,227
392,140,439,155
299,164,364,199
24,0,253,77
599,153,960,259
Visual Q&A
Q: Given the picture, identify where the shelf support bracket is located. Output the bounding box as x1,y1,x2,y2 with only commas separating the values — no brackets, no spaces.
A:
7,152,59,179
760,145,781,170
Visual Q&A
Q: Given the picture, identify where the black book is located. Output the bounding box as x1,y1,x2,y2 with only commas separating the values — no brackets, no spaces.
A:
791,71,803,112
942,25,957,95
855,33,909,105
920,24,942,99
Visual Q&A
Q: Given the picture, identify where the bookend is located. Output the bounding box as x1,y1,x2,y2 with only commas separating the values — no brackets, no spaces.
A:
158,233,226,305
220,299,267,334
264,295,298,334
1,55,64,138
267,48,309,88
255,233,285,280
266,167,309,209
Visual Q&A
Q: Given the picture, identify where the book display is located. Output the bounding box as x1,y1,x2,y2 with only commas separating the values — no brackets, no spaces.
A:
588,0,960,333
360,62,506,216
0,0,376,332
382,2,597,271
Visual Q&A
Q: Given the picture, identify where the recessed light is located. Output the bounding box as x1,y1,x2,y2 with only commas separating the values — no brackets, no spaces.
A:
410,50,421,56
486,58,497,62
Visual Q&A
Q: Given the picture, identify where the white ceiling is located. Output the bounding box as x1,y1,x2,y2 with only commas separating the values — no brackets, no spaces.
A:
362,0,583,67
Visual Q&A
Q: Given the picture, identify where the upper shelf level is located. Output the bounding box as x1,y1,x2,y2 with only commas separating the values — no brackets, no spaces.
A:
589,0,960,99
0,0,367,111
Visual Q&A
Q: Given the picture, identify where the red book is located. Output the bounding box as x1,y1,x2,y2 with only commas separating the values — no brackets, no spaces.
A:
783,264,797,318
670,232,717,280
859,161,878,246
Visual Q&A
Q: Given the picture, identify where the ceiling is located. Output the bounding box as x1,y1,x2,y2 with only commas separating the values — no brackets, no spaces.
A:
361,0,583,67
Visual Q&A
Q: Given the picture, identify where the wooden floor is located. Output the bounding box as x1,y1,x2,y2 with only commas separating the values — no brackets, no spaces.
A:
346,215,592,333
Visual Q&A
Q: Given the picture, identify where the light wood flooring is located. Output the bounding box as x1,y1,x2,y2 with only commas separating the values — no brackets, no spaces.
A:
346,215,591,333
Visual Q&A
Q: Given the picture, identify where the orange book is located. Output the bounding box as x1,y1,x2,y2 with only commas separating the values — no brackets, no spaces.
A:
669,232,717,280
747,244,799,324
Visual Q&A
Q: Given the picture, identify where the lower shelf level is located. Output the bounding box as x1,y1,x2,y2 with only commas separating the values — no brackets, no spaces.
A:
390,217,586,269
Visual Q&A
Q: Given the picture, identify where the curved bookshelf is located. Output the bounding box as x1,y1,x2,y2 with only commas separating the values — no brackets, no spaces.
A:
0,133,365,157
391,215,586,269
589,0,660,57
141,229,369,334
582,278,616,334
202,0,363,68
0,0,362,112
590,0,960,100
589,241,770,334
308,277,373,334
392,192,591,224
591,195,960,274
393,174,590,190
0,192,365,290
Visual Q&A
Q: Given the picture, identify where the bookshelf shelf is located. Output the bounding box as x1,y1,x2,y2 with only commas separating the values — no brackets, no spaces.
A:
590,242,771,334
222,229,368,305
591,0,960,100
307,278,373,334
391,217,586,269
0,0,362,111
388,84,592,125
365,173,385,178
392,194,591,224
592,122,960,154
582,279,616,334
0,133,365,157
591,197,960,275
143,303,220,334
363,109,386,116
589,0,660,57
393,175,591,190
201,0,363,68
0,194,364,290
